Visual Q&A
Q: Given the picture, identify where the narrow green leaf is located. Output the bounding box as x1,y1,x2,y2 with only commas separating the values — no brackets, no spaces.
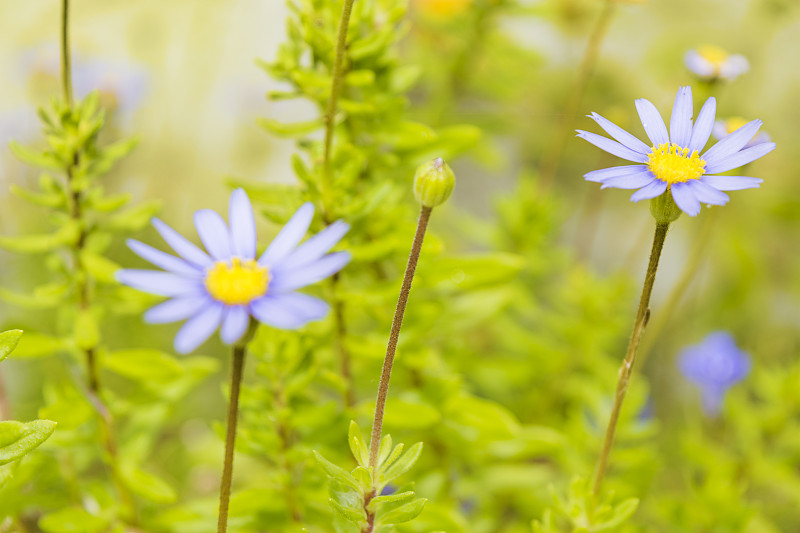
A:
0,330,23,363
0,420,57,466
11,332,68,358
106,200,161,232
348,420,368,467
382,442,423,482
257,117,323,137
376,497,427,525
368,491,415,510
313,450,359,490
120,465,178,504
8,141,62,170
38,507,109,533
0,222,79,253
330,498,367,523
104,349,184,384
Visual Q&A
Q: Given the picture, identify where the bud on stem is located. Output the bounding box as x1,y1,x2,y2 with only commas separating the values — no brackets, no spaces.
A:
413,158,455,208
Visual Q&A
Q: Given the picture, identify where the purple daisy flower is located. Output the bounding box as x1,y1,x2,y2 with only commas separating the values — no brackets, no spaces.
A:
684,46,749,81
117,189,350,353
577,86,776,216
678,332,751,417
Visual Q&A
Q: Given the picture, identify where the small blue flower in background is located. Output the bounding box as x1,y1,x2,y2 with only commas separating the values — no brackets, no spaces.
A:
685,46,749,81
578,85,776,216
678,332,751,417
117,189,350,353
713,117,771,149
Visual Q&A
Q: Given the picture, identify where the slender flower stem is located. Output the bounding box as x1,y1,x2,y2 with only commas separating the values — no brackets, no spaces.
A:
321,0,358,410
368,206,433,472
538,0,615,190
60,0,72,105
638,210,718,366
322,0,356,215
217,323,257,533
592,221,670,495
60,0,136,521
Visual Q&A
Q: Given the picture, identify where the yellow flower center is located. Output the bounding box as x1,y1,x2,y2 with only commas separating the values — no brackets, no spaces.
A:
416,0,471,16
205,257,269,305
697,45,729,69
647,143,706,185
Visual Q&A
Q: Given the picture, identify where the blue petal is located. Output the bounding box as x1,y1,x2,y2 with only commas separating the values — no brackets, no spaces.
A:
688,97,716,153
144,294,210,324
685,50,715,77
117,269,204,297
194,209,233,261
635,98,669,146
127,239,202,277
670,182,701,216
276,292,330,322
587,113,651,154
220,306,250,344
279,220,350,270
250,297,309,329
669,86,693,147
685,180,729,206
259,203,315,267
584,165,648,183
228,189,257,260
700,175,763,191
702,119,763,164
174,303,225,354
600,170,656,190
704,142,776,174
575,131,648,163
270,252,350,292
629,180,668,202
152,218,213,268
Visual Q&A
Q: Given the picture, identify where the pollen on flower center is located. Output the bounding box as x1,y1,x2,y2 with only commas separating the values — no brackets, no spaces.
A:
647,143,706,185
697,45,729,68
205,257,269,305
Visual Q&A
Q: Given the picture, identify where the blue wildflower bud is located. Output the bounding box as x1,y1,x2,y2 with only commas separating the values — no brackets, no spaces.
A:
649,192,682,224
413,158,455,208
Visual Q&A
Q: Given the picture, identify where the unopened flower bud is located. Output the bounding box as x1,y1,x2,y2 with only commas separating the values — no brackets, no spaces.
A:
649,191,682,224
413,158,455,208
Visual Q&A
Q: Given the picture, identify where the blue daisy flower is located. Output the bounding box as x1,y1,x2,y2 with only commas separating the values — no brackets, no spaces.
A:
678,332,751,417
117,189,350,353
577,86,776,216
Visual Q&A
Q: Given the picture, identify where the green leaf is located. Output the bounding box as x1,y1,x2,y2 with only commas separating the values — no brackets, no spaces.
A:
103,349,184,384
80,250,121,284
257,117,323,137
313,450,360,490
106,200,161,232
120,464,178,504
382,442,423,482
376,497,427,525
368,491,415,510
0,221,80,253
348,420,369,467
8,140,62,170
74,309,100,351
38,507,110,533
330,498,367,524
10,183,65,208
11,332,68,358
596,498,639,530
0,329,23,363
0,420,56,466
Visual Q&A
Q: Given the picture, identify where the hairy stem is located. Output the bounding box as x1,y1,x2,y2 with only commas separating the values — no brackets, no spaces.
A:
538,0,615,190
217,323,257,533
592,221,670,495
639,210,718,365
368,206,433,472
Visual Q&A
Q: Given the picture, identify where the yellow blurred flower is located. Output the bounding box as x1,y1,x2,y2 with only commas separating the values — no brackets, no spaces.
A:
414,0,472,17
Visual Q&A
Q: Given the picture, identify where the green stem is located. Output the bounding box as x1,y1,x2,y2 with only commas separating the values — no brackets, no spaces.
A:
592,221,670,495
322,0,356,218
60,0,72,105
322,0,357,410
639,209,718,365
538,0,615,191
368,206,433,474
217,323,257,533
